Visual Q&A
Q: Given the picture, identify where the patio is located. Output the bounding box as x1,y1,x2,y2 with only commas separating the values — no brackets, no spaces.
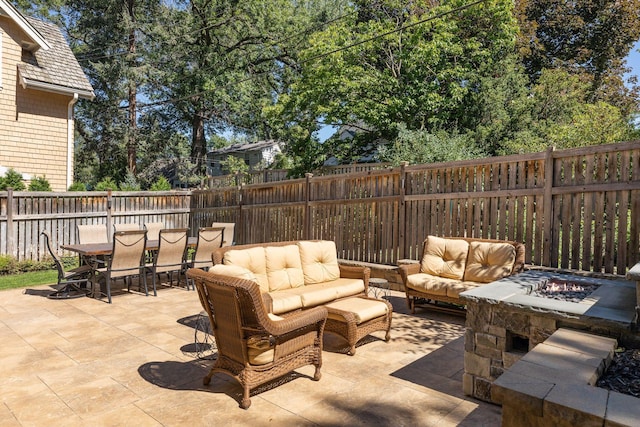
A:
0,284,501,426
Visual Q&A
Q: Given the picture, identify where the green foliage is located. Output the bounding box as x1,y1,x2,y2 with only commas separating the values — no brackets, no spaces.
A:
94,177,118,191
68,182,87,191
0,255,18,275
378,125,484,166
220,156,250,176
119,171,141,191
0,168,26,191
150,176,171,191
28,176,52,191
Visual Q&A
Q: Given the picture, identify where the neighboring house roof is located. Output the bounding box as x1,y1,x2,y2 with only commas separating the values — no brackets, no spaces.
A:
17,17,94,99
208,140,281,156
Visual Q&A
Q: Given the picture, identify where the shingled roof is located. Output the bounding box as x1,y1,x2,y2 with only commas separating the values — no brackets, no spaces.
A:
16,16,94,99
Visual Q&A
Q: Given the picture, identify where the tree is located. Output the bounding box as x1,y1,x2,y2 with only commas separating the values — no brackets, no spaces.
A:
0,169,26,191
514,0,640,113
28,176,52,191
276,0,519,171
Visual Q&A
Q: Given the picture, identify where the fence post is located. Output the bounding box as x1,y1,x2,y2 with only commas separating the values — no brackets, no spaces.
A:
399,162,408,261
106,189,113,241
542,146,555,267
6,188,14,258
238,182,244,244
304,173,313,240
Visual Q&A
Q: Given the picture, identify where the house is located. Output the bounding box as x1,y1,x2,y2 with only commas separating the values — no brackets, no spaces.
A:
207,139,282,176
0,1,94,191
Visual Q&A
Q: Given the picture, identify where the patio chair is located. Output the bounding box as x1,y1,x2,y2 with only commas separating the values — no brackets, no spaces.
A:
95,230,148,303
113,223,140,233
191,227,224,270
144,222,165,241
145,228,189,294
77,224,109,244
211,222,235,246
187,268,327,409
41,230,92,299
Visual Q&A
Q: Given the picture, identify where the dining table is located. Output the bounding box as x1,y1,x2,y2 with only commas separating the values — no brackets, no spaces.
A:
60,237,198,298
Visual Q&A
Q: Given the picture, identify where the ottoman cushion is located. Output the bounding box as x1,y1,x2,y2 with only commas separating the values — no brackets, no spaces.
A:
325,298,389,324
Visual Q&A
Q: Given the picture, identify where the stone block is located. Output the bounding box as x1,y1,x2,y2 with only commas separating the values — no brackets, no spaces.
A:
605,391,640,427
464,351,490,378
475,344,502,361
474,377,492,402
488,324,507,338
544,383,608,427
502,351,523,369
464,328,475,352
529,314,556,331
543,328,616,361
462,373,474,396
476,332,498,348
492,370,553,415
502,405,545,427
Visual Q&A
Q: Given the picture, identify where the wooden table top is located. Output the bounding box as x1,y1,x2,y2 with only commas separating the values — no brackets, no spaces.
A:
61,237,197,256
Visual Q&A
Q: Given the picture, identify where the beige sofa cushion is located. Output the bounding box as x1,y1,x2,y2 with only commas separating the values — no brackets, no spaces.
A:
298,240,340,284
463,241,516,283
265,245,305,291
223,246,269,292
420,236,469,280
208,264,257,282
405,273,461,296
264,278,364,314
326,298,389,324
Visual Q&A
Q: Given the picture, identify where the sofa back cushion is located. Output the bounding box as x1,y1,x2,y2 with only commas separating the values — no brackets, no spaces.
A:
223,246,269,292
420,235,469,280
265,245,305,291
298,240,340,284
208,264,258,282
463,241,516,283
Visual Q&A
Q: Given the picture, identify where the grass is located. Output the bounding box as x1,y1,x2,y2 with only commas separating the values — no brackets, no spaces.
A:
0,270,58,291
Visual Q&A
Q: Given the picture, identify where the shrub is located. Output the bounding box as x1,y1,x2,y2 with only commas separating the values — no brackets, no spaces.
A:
119,171,141,191
0,168,26,191
94,177,118,191
28,176,52,191
68,182,87,191
0,255,19,275
150,176,171,191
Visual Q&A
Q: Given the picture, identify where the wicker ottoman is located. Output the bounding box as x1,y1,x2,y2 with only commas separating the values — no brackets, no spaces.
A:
324,296,392,355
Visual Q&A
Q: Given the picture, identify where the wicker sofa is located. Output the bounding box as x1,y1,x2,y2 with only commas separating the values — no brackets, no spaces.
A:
399,235,525,313
209,240,370,315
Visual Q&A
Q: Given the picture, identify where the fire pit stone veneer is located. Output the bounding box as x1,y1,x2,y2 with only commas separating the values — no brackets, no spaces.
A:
459,270,639,403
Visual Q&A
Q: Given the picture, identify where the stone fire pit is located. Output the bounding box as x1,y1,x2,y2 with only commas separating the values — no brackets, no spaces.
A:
459,270,638,403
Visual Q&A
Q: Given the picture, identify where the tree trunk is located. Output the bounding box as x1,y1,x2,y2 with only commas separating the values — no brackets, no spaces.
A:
191,111,207,175
127,0,137,175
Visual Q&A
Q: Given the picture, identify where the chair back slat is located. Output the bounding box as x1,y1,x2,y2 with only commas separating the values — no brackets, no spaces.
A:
192,227,224,269
77,224,108,244
211,222,235,246
154,228,188,272
144,222,165,241
109,230,147,278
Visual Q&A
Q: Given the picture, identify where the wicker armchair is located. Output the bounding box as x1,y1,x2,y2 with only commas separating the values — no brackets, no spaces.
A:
188,268,327,409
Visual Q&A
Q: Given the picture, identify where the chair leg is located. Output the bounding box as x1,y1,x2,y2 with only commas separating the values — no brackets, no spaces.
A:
240,386,251,409
106,277,112,304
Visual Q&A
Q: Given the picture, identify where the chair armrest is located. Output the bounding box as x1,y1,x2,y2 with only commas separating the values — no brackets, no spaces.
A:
339,265,371,293
398,263,421,283
265,306,328,337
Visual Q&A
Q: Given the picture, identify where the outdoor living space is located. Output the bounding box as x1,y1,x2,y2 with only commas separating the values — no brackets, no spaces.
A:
0,284,501,426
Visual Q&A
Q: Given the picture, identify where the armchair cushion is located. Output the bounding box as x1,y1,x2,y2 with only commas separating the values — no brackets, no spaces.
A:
298,240,340,284
246,335,275,365
463,241,516,283
224,247,269,292
420,235,469,280
265,245,304,291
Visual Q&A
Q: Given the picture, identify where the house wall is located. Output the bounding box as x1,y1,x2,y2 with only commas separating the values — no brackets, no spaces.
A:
0,17,72,191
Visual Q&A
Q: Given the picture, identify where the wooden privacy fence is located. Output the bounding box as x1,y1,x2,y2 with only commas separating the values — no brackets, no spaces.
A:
2,141,640,275
0,190,191,260
193,141,640,275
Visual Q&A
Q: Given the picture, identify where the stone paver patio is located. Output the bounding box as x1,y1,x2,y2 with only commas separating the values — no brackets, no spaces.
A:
0,282,501,426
